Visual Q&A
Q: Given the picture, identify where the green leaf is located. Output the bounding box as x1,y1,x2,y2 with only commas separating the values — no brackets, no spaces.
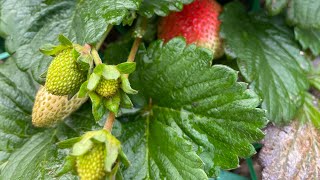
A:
287,0,320,28
138,0,193,18
264,0,320,29
294,27,320,56
0,60,37,166
119,38,267,178
0,0,141,82
220,2,309,123
297,93,320,128
116,62,136,74
265,0,288,16
120,118,208,179
104,38,133,65
0,131,55,180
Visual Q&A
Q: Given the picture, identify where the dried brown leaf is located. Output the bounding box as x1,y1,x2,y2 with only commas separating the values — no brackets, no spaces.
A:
259,122,320,180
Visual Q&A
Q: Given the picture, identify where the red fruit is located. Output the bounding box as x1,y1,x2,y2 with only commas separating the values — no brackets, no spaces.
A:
158,0,223,58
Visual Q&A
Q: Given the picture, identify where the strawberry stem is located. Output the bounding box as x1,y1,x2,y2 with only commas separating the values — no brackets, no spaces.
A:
127,38,141,62
91,48,102,65
102,17,147,131
104,112,116,131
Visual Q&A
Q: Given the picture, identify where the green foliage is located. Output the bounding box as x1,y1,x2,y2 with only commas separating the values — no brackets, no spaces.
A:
297,93,320,128
0,60,37,166
0,0,140,82
286,0,320,29
265,0,320,29
221,2,310,123
265,0,287,15
138,0,193,17
0,60,99,179
1,0,320,179
295,27,320,56
119,38,267,178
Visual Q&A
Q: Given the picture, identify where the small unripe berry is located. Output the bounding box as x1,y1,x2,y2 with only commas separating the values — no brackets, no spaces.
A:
95,79,119,98
76,143,106,180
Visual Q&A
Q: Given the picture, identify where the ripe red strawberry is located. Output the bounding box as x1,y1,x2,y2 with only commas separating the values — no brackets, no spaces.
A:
158,0,223,58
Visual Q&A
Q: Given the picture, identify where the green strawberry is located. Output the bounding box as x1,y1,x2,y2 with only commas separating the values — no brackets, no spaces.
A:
95,79,119,98
76,143,106,180
46,48,86,95
32,86,87,127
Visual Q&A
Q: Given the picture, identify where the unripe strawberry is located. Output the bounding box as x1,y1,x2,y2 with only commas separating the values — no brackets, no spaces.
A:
76,143,106,180
46,48,86,95
32,86,87,127
158,0,224,58
95,79,119,98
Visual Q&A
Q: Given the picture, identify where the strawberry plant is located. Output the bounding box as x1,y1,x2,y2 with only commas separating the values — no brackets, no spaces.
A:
0,0,320,179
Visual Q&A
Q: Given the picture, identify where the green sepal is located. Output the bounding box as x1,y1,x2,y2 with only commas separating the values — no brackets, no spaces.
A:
55,155,76,177
103,65,121,80
72,139,93,156
120,90,133,109
39,44,69,56
104,140,120,172
68,130,127,175
105,91,121,114
72,48,81,59
78,81,89,98
89,92,106,121
93,64,105,76
76,54,91,71
120,74,138,94
116,62,136,74
58,34,73,46
57,137,82,149
39,70,47,78
119,149,130,168
87,73,101,91
106,161,121,180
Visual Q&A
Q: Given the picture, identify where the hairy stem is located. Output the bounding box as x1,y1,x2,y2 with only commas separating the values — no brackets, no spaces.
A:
91,48,102,65
127,38,142,62
104,112,116,131
102,16,147,132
